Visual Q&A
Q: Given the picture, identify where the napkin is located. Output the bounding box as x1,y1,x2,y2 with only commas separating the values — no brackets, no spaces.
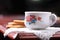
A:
4,27,60,40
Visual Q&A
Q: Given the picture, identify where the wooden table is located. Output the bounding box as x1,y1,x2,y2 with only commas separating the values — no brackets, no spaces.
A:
15,32,40,40
0,15,24,26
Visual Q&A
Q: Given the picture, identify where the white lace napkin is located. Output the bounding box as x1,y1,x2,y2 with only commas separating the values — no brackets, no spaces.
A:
4,27,60,40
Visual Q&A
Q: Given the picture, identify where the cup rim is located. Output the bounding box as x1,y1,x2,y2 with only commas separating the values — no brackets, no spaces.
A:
25,11,51,14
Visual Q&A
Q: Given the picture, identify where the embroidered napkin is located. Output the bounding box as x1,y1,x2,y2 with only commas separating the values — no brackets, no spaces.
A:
4,27,60,40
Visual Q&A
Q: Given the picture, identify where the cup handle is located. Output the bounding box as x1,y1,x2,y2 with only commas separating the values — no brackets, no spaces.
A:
50,14,57,26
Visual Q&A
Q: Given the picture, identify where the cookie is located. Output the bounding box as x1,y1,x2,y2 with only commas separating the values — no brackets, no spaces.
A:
13,20,24,25
8,22,18,25
6,24,25,28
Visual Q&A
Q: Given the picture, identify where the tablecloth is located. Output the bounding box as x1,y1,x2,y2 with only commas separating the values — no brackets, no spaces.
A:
4,27,60,40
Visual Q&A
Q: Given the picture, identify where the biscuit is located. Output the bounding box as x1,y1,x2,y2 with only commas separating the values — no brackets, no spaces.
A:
13,20,24,25
6,24,25,28
8,22,25,25
13,20,24,23
8,22,18,25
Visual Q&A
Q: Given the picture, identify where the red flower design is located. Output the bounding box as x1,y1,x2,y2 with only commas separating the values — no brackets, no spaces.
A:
30,15,35,18
26,16,31,22
26,15,36,22
38,17,41,21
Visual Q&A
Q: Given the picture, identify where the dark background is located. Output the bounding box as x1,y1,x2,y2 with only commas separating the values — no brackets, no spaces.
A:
0,0,60,16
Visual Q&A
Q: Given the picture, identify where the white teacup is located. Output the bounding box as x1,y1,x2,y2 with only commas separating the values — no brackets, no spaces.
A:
24,11,57,30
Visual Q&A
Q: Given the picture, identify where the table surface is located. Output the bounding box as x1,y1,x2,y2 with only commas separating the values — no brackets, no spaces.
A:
0,15,24,25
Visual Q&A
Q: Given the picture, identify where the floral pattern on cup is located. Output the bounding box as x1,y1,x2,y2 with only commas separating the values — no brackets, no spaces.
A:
26,15,41,25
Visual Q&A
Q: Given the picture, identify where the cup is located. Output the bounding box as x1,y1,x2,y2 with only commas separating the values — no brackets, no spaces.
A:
24,11,57,29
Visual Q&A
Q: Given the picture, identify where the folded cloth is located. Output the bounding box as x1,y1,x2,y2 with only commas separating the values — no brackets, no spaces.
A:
4,27,60,40
4,28,19,39
0,25,6,33
6,31,18,39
